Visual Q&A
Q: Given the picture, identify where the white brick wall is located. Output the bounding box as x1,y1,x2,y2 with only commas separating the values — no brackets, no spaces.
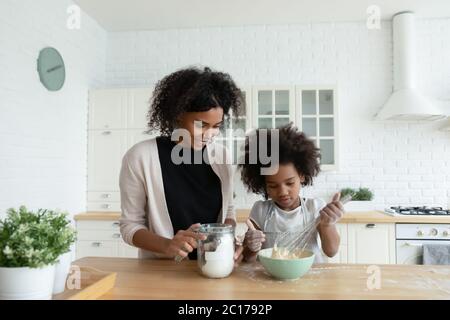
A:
0,0,106,218
104,19,450,209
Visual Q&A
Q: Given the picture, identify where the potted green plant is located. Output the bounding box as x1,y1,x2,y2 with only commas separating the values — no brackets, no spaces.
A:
0,206,76,300
340,187,375,212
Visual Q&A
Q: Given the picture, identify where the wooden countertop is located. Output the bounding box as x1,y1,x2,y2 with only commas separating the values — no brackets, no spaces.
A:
71,257,450,300
74,210,450,224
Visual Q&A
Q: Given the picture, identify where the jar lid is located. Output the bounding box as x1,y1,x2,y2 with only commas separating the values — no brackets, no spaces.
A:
199,223,233,234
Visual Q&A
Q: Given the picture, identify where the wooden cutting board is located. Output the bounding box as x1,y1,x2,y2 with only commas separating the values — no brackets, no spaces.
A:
52,266,117,300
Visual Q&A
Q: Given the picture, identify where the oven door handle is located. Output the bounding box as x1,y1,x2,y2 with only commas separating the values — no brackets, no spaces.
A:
404,242,423,247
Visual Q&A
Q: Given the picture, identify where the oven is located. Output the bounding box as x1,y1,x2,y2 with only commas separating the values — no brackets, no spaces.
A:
396,223,450,264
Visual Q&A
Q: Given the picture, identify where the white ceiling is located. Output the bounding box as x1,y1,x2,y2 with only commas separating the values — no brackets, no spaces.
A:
74,0,450,32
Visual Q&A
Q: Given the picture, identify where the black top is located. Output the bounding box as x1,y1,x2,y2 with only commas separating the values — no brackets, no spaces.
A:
156,136,223,260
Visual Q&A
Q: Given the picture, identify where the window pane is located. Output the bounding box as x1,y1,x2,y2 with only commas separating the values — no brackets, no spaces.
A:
220,117,230,136
319,118,334,136
233,139,245,164
275,90,289,115
258,118,272,129
275,118,290,128
302,90,316,115
319,90,333,115
320,139,334,165
233,118,246,136
302,118,316,137
240,91,246,116
258,91,272,115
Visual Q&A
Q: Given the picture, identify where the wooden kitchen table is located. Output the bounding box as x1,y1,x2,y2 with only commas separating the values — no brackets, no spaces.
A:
68,257,450,300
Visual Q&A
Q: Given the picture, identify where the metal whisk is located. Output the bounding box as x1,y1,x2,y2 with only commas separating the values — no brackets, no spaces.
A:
273,194,352,255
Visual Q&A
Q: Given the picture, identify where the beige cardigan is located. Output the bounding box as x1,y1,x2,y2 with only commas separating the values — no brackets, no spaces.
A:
119,137,236,259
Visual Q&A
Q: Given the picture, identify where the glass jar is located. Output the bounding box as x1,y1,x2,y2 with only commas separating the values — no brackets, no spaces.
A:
197,223,235,278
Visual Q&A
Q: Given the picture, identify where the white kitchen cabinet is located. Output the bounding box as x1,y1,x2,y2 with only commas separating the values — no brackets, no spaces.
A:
88,130,128,192
348,223,396,264
127,129,156,149
89,89,128,130
76,240,118,259
252,86,295,129
127,88,153,129
296,86,338,171
76,220,139,259
327,223,348,263
118,242,140,258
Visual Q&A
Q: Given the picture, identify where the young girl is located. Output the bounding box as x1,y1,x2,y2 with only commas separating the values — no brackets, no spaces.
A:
238,123,345,263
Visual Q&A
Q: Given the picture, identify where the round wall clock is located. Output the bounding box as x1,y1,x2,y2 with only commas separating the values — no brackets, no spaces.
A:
37,47,66,91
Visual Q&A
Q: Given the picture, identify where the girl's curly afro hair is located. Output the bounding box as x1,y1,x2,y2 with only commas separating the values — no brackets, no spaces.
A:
147,66,244,136
239,123,321,199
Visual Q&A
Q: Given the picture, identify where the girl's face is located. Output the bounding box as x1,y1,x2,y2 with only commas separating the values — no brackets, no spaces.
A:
265,163,305,211
177,107,224,150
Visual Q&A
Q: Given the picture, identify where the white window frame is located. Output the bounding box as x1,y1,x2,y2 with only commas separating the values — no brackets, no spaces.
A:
295,85,339,171
251,85,296,130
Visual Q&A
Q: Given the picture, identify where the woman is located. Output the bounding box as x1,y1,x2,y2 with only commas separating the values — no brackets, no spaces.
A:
119,66,244,262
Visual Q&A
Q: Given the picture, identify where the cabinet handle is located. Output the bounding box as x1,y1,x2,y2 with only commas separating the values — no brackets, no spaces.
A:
102,204,112,209
102,193,111,199
102,131,111,135
112,222,120,228
113,233,121,239
404,242,422,247
92,242,101,247
366,224,376,229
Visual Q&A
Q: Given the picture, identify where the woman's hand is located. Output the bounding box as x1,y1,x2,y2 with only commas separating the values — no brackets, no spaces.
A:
165,223,206,258
319,192,345,227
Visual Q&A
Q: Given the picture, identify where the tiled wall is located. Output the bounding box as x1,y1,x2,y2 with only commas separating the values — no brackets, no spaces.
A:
0,0,106,217
104,20,450,209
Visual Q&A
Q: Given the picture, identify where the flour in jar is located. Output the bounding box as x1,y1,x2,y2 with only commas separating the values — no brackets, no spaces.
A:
200,236,234,278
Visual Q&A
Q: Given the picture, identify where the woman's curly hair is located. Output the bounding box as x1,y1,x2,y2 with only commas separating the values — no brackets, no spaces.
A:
239,123,321,199
147,66,244,136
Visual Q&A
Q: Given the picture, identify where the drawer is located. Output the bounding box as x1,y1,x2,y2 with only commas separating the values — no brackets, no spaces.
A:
118,242,139,258
77,229,122,241
87,202,121,212
77,220,121,231
76,240,118,259
88,191,120,202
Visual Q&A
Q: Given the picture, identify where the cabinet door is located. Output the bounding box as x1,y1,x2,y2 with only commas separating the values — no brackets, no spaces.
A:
88,130,128,191
118,241,139,258
89,89,128,129
327,224,348,263
127,129,157,149
76,240,118,259
348,223,395,264
252,86,295,129
128,88,153,129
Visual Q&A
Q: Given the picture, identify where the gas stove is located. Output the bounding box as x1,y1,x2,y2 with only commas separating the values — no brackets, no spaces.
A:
385,206,450,216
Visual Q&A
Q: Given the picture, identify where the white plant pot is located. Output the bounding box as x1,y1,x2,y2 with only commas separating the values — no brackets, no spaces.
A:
344,201,374,212
53,251,73,295
0,264,55,300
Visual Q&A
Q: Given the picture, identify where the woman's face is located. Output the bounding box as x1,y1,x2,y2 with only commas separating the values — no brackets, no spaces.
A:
177,107,224,150
265,163,305,211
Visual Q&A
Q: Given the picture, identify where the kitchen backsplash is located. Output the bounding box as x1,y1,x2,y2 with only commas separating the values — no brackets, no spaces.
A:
104,19,450,209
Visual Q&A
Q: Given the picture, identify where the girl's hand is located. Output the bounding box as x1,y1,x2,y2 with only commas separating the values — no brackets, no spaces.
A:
166,223,206,258
244,230,266,252
319,192,345,227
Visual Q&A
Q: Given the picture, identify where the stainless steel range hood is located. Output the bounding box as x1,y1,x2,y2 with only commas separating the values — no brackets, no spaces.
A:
375,11,446,121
